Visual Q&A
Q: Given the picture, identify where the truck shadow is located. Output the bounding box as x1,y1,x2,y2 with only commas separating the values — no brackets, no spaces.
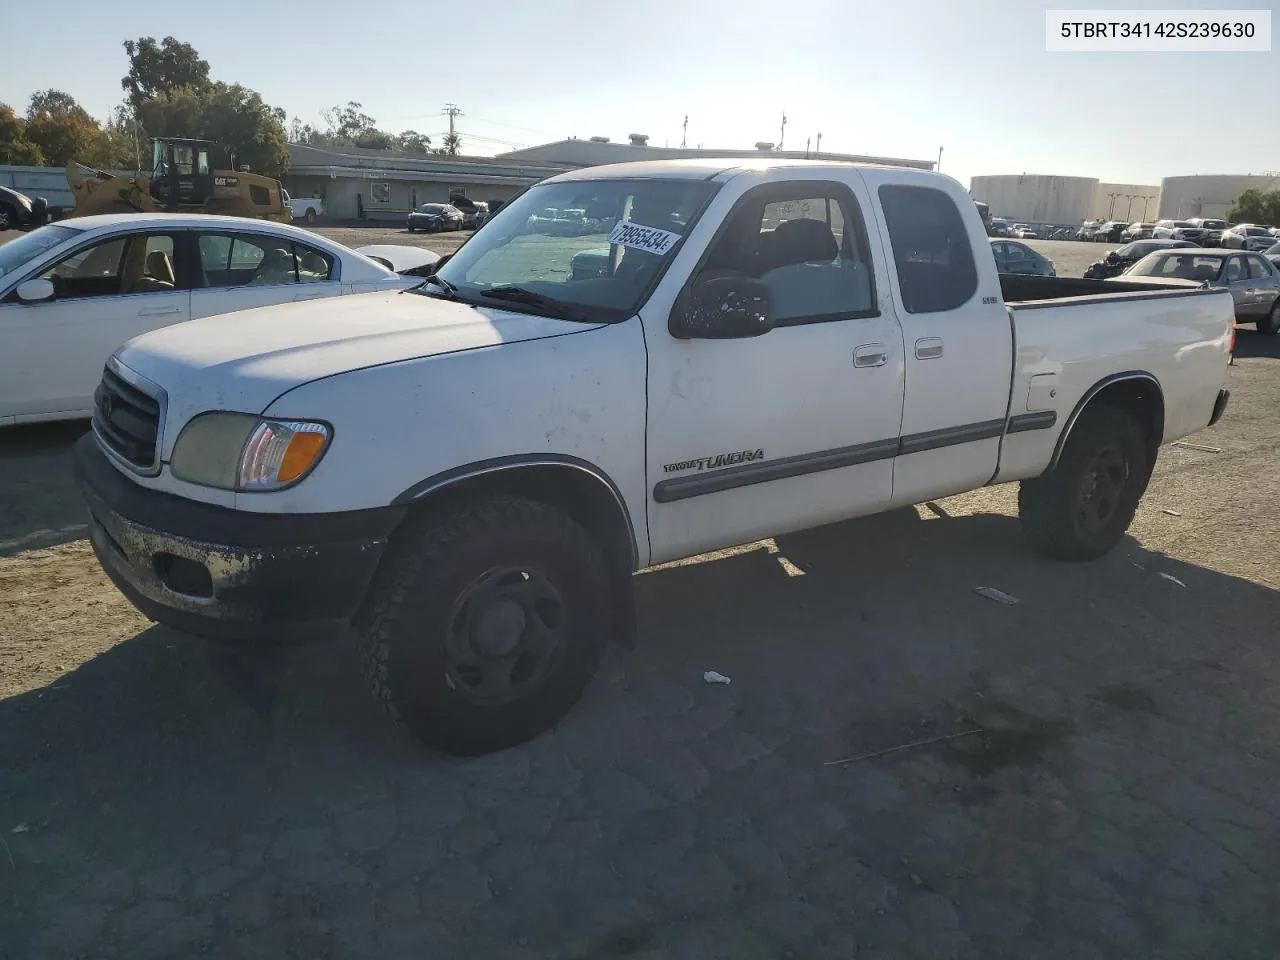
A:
1233,326,1280,360
0,419,91,557
2,501,1278,956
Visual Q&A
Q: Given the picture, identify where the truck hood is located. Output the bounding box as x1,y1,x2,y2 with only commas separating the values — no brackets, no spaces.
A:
114,290,604,424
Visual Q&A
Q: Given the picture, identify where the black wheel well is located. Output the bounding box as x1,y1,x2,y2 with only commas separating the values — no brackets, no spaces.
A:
392,463,638,575
1055,374,1165,468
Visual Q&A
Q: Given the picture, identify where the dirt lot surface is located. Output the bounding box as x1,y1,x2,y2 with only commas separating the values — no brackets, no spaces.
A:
2,224,1280,958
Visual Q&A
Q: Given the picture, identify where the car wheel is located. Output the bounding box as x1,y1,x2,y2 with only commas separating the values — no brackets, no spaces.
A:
356,496,610,755
1018,404,1150,561
1259,299,1280,336
407,225,415,233
0,203,15,231
304,208,316,225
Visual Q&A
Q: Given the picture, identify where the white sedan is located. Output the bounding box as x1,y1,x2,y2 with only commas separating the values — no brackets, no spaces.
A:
0,213,421,426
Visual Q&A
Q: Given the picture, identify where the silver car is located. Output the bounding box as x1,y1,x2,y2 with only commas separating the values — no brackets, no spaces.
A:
1125,248,1280,334
1151,219,1209,244
1221,224,1275,251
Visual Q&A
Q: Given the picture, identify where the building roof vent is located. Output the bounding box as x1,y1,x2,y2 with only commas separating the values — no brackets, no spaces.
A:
754,141,775,152
588,136,611,143
628,133,649,146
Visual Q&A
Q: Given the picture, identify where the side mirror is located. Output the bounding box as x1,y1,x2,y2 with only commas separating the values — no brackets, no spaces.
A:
669,274,775,340
16,278,55,304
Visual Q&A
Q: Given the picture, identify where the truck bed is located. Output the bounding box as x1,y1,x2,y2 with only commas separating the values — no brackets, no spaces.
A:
999,273,1206,305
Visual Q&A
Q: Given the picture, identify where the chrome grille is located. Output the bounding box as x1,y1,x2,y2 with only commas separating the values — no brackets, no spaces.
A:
93,365,161,471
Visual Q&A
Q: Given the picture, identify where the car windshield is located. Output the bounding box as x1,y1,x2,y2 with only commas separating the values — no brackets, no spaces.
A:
418,204,447,213
1201,220,1225,229
1174,221,1195,228
430,177,719,322
0,224,82,280
1129,252,1225,282
1243,227,1269,236
1117,241,1162,257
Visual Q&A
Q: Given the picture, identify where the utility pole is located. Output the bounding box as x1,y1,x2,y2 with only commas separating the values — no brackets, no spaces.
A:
779,111,786,151
815,131,822,154
441,102,463,152
805,136,811,158
937,145,943,173
681,114,688,149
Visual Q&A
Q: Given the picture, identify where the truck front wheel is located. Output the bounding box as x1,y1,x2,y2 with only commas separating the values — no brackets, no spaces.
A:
1018,405,1150,561
357,497,610,755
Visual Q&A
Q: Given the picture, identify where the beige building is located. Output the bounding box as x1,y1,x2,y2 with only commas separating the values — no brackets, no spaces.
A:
1089,183,1161,223
1158,174,1280,220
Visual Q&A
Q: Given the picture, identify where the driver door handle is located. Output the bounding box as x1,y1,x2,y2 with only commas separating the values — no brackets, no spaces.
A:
853,343,887,368
138,306,183,317
915,337,944,360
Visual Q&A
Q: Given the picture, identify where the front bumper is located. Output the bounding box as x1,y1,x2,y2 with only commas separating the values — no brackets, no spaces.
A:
74,434,406,644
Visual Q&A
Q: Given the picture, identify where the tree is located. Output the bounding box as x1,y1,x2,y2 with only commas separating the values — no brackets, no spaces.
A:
0,103,45,164
437,132,461,156
396,130,431,154
137,82,289,176
354,129,394,150
24,89,105,167
122,36,211,111
1227,188,1280,226
321,101,377,143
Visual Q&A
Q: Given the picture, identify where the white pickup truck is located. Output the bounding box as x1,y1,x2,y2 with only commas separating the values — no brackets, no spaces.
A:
75,159,1233,755
282,190,323,225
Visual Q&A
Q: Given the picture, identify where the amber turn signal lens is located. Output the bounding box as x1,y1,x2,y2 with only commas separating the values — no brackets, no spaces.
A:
278,431,329,483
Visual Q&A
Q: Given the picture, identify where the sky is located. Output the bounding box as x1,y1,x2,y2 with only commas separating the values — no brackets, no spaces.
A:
2,0,1276,191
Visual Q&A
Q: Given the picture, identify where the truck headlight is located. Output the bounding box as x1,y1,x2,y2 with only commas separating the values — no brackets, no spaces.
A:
170,413,332,491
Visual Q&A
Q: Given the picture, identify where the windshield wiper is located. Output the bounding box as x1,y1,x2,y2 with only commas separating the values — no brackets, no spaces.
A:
419,274,457,296
478,286,594,321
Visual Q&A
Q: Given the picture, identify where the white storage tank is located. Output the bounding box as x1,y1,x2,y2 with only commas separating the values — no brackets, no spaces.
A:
969,174,1099,225
1158,174,1280,220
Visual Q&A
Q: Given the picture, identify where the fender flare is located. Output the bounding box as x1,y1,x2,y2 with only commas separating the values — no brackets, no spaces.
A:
390,453,639,568
1047,371,1163,472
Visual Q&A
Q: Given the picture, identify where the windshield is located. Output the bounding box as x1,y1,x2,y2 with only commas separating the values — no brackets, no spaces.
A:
1129,252,1224,282
1201,220,1226,229
419,204,447,213
0,224,82,281
1174,221,1195,228
431,177,719,322
1243,227,1269,237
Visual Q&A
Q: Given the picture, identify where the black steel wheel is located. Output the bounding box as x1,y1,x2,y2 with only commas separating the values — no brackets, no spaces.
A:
1019,404,1150,561
357,496,610,755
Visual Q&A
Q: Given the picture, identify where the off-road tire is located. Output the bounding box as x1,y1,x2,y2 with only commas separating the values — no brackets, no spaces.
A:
1018,404,1150,561
1258,300,1280,336
356,496,610,755
304,208,317,225
0,203,16,231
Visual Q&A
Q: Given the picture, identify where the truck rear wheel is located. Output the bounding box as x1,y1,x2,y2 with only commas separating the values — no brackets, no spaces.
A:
304,208,317,225
1259,300,1280,336
356,496,610,755
1018,405,1150,561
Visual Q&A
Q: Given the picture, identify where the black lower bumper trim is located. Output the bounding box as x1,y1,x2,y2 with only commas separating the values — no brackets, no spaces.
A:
1208,389,1230,427
74,433,406,644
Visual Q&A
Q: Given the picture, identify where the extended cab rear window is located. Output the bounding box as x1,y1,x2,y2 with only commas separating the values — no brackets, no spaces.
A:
877,185,979,314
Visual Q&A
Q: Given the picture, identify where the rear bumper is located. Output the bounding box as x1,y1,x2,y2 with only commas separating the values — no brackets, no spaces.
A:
1208,389,1230,428
74,434,405,644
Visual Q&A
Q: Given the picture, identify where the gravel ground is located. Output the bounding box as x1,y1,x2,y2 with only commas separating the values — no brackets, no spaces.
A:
1,224,1279,958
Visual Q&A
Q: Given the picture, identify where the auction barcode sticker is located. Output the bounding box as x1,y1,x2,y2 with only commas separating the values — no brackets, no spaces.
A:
1046,9,1271,51
608,220,683,256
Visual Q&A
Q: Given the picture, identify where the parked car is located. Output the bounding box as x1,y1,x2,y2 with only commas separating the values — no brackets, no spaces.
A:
74,159,1233,755
1120,248,1280,333
282,190,323,225
1076,220,1101,241
1152,219,1209,244
0,185,49,232
406,203,464,233
989,217,1012,237
449,196,490,229
354,244,441,277
990,239,1055,276
1265,240,1280,270
1011,223,1040,239
0,213,419,425
1094,221,1130,244
1120,222,1156,242
1083,239,1198,279
1187,218,1227,246
1220,224,1276,251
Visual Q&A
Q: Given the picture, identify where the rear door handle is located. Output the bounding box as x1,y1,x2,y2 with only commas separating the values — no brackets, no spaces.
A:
138,306,183,317
853,343,887,367
915,337,944,360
